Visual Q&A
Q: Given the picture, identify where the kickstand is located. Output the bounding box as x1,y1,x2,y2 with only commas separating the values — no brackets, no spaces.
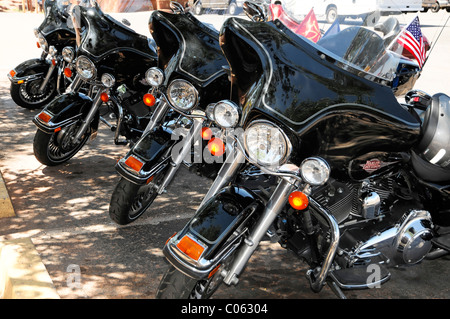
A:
327,280,347,299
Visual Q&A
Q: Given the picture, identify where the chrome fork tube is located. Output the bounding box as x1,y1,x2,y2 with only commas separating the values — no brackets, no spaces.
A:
73,90,104,143
200,147,245,206
38,62,56,93
222,177,297,286
156,118,203,194
66,74,84,93
143,98,170,134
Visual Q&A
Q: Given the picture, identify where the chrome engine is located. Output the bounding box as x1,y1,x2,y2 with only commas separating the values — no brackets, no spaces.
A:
312,177,435,268
349,210,434,266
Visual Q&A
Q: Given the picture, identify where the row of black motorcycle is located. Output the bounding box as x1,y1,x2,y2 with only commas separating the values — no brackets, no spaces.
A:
7,0,450,299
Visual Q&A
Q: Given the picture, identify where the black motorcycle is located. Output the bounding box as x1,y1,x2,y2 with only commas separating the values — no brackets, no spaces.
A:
157,4,450,299
108,2,233,225
32,0,158,166
7,0,76,109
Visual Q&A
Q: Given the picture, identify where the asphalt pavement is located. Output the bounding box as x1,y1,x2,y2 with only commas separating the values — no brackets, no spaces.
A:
0,9,449,302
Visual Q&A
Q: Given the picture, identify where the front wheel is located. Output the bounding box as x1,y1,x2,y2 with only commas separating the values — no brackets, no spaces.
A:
10,77,56,109
109,169,166,225
156,265,224,299
326,6,338,23
33,122,90,166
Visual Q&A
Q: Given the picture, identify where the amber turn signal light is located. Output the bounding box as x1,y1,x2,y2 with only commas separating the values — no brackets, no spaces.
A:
176,235,205,261
208,137,225,157
124,155,144,172
64,68,72,78
143,93,156,107
288,191,309,210
37,111,52,123
201,127,212,140
100,92,109,103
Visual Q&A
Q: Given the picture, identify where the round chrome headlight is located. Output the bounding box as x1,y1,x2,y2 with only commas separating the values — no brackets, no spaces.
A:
213,100,240,128
167,79,198,111
76,56,96,80
244,121,291,167
300,157,330,186
37,33,48,52
62,47,75,63
101,73,115,88
145,67,164,87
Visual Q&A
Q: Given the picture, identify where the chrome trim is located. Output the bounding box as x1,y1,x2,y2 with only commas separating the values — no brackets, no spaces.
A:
243,119,293,168
222,176,298,285
306,197,340,293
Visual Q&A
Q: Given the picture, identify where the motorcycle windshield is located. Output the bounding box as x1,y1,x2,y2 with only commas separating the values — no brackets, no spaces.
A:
70,0,156,59
221,2,423,127
149,10,228,83
39,0,75,35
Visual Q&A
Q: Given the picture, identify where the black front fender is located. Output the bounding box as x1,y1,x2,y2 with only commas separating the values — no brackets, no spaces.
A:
33,92,94,133
163,185,265,279
115,125,177,185
8,58,49,84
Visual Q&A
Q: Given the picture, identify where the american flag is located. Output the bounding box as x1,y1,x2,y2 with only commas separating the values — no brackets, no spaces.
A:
398,16,426,68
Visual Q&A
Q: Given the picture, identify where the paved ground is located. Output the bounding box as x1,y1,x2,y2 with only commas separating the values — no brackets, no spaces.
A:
0,9,449,302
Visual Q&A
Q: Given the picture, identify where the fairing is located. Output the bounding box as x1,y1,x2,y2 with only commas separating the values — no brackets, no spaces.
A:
150,10,227,84
38,0,76,50
220,17,422,176
75,4,157,62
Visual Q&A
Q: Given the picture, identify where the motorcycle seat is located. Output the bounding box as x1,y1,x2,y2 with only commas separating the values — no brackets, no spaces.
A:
411,151,450,183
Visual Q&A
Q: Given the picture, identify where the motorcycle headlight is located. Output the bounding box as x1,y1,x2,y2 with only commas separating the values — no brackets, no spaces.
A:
76,56,96,80
101,73,115,88
62,47,75,63
300,157,330,186
167,79,198,111
37,33,48,52
145,67,164,87
213,100,240,128
244,120,291,167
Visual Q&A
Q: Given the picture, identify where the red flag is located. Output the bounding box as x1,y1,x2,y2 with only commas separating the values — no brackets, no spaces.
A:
397,16,426,68
295,8,321,43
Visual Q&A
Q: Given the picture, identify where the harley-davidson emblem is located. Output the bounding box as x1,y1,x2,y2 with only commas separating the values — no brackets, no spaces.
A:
360,159,396,173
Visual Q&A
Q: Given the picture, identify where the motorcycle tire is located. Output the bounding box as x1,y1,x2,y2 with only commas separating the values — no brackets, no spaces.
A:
109,170,166,225
156,265,224,299
33,123,90,166
10,77,56,109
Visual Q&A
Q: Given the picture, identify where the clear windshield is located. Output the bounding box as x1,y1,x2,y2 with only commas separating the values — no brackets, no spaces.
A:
269,0,426,81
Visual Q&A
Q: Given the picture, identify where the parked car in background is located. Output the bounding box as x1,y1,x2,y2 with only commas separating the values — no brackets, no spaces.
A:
187,0,244,15
279,0,422,24
422,0,450,12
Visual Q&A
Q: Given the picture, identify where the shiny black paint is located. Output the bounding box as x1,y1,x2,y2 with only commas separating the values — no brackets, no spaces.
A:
38,0,76,51
33,92,94,133
116,10,232,184
9,58,48,82
77,4,157,90
116,126,175,184
174,185,264,260
149,10,231,109
220,18,422,179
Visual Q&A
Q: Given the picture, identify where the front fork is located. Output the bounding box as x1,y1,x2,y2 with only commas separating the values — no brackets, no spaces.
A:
38,60,56,94
156,117,204,195
72,84,105,144
203,147,340,292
